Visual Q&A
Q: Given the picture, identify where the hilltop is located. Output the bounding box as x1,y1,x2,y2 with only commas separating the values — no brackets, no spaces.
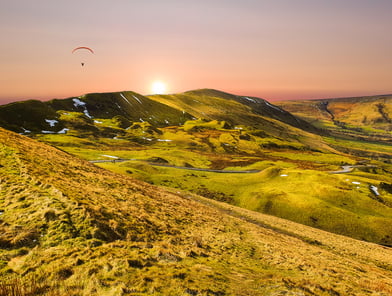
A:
148,89,320,134
1,127,392,295
0,91,193,134
0,89,320,142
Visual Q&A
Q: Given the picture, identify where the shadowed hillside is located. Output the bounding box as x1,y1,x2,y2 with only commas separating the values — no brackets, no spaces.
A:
148,89,320,134
0,91,193,134
1,127,392,295
0,89,323,150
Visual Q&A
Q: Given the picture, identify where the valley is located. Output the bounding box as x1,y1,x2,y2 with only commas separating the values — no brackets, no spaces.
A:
3,89,389,247
1,89,392,294
275,95,392,146
1,127,392,295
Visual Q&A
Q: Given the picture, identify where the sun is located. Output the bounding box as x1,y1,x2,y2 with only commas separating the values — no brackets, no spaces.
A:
151,81,167,94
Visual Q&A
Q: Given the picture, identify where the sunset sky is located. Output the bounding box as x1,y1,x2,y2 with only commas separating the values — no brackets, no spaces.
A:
1,0,392,104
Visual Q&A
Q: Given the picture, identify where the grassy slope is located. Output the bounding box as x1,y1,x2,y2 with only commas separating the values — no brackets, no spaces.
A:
7,89,388,248
0,89,332,155
97,151,392,247
148,89,321,139
1,128,392,295
275,95,392,138
0,91,193,134
275,96,392,166
36,116,392,247
147,89,339,155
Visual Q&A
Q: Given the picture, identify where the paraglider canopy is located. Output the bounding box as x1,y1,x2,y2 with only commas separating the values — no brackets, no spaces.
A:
72,46,94,54
72,46,94,66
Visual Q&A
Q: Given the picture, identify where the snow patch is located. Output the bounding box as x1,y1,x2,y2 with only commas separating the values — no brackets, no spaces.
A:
157,139,172,142
72,98,86,107
164,120,170,124
73,98,93,118
41,130,55,134
120,93,132,105
45,119,58,127
21,127,31,133
94,120,103,124
280,174,288,177
243,96,257,103
139,118,144,122
101,155,119,159
132,95,143,104
57,128,69,134
370,185,380,196
352,181,361,185
83,110,92,118
265,101,284,112
115,103,122,109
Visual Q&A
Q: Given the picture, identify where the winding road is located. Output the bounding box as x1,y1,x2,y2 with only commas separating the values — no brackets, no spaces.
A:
330,164,377,174
91,158,376,174
90,158,261,173
330,165,355,174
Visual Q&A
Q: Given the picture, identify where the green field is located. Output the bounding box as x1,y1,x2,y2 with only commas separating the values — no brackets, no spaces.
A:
35,124,392,247
2,90,392,294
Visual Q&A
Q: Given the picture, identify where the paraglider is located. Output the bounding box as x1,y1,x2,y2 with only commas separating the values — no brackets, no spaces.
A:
72,46,94,66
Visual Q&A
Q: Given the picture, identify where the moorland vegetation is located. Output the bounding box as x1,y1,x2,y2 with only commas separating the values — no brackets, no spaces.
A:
1,90,392,294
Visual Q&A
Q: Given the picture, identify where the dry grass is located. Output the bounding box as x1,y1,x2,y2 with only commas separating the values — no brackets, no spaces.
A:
1,127,392,295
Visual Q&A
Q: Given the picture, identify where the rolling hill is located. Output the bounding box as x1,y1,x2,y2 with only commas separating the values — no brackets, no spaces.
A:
147,89,320,134
275,94,392,141
1,127,392,295
0,89,322,148
0,91,193,134
2,90,392,249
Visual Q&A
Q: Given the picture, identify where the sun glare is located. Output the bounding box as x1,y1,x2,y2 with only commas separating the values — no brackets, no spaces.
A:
151,81,167,94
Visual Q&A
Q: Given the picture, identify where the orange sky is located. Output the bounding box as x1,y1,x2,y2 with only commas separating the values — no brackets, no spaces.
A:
1,0,392,104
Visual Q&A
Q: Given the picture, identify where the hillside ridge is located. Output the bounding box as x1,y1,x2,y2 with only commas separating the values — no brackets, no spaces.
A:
0,89,319,136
